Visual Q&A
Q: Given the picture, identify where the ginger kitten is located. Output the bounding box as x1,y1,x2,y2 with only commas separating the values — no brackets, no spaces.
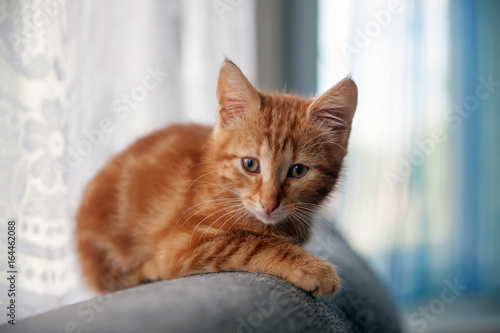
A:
76,59,357,296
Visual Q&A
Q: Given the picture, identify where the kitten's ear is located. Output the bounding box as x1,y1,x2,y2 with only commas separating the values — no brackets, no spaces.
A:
216,59,260,125
308,77,358,146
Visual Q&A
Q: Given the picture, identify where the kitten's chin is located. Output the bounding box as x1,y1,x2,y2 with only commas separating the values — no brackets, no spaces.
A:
251,210,286,226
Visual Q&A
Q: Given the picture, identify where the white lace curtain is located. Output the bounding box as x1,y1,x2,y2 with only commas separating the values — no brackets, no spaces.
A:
0,0,255,321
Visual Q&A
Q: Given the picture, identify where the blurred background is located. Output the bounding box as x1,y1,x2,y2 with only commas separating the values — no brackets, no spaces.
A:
0,0,499,331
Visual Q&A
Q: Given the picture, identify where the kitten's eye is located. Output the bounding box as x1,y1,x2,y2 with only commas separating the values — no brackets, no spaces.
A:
242,158,260,173
288,164,309,179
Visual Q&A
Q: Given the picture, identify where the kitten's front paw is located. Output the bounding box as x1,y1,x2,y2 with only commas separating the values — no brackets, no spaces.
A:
287,257,340,296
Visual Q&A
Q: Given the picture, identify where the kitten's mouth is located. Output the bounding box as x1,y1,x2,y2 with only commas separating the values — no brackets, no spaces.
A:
250,208,286,226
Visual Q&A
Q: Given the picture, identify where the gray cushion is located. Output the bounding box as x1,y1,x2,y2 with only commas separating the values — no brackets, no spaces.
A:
2,221,401,332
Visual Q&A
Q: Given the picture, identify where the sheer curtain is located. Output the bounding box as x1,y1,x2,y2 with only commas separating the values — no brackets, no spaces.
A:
0,0,255,321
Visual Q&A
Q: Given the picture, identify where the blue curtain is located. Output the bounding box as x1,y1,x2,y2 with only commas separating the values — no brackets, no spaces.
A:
449,0,500,295
318,0,500,310
389,0,500,306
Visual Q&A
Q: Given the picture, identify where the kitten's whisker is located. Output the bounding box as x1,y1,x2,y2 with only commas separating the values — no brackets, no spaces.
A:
314,216,356,249
183,200,242,228
168,192,225,241
189,203,244,243
215,207,249,236
297,202,322,207
174,194,224,222
206,208,249,243
211,209,245,240
228,213,253,235
181,198,241,225
187,171,219,190
296,204,329,219
197,207,246,246
289,210,310,241
170,200,242,243
296,203,356,248
179,161,218,175
172,195,236,230
288,213,305,241
297,204,335,222
295,207,319,216
223,209,252,236
295,209,320,225
190,206,235,242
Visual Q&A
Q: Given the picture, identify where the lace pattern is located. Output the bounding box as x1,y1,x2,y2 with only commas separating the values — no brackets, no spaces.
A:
0,0,255,321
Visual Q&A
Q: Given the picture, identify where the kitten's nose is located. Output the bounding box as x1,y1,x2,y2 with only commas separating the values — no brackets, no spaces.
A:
260,201,278,215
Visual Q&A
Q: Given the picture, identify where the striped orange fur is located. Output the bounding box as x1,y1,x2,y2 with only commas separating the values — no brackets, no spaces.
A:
76,59,357,296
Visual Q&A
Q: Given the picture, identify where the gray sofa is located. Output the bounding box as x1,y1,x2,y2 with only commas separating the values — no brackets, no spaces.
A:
2,221,401,332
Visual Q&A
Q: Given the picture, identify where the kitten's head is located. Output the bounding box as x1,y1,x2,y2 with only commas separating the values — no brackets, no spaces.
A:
210,59,357,226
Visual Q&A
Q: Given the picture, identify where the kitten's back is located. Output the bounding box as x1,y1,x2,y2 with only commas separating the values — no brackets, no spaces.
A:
76,124,212,291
